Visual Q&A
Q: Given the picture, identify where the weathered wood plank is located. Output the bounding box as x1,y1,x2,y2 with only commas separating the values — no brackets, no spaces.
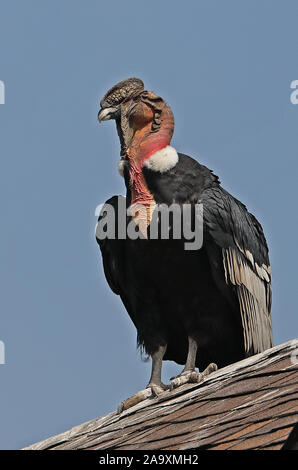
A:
23,339,298,451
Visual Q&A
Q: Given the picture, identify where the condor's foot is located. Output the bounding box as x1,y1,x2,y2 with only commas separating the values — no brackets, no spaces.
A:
117,345,170,414
117,382,169,414
170,362,218,390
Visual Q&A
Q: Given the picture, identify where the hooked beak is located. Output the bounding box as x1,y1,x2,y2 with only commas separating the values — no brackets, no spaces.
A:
97,106,118,123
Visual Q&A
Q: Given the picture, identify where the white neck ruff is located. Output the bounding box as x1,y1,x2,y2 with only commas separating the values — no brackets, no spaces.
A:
143,145,179,173
117,145,179,177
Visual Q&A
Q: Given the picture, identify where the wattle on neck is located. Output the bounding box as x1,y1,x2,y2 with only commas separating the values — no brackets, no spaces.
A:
126,109,174,207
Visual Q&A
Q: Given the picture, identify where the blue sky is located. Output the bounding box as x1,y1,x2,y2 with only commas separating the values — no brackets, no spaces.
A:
0,0,297,449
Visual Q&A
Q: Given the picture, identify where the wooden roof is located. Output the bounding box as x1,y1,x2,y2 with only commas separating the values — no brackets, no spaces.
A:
24,339,298,451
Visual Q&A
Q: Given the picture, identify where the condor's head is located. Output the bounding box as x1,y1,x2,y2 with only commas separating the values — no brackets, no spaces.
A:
97,78,178,175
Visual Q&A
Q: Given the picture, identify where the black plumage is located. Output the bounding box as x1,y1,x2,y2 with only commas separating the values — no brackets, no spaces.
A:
96,78,273,403
98,153,272,368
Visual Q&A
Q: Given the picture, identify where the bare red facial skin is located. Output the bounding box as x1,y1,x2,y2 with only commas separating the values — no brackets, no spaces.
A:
126,99,174,209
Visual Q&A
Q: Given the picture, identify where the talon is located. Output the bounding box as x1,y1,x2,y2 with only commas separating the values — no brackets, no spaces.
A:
201,362,218,379
117,388,154,414
149,383,169,396
170,370,201,389
117,381,169,414
170,363,218,390
117,402,124,414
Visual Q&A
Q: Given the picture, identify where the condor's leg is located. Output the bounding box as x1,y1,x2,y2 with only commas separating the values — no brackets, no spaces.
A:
146,344,168,393
117,344,168,414
170,336,217,389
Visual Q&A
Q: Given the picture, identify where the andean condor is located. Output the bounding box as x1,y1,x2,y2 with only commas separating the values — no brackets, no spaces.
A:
96,78,273,411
